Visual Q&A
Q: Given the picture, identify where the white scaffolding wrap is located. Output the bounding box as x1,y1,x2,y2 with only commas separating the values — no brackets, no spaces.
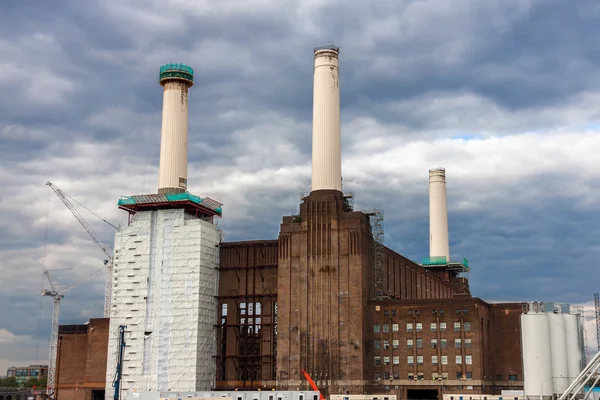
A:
106,209,221,400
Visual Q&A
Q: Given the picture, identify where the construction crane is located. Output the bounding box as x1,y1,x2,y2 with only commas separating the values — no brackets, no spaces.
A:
46,181,116,318
300,369,325,400
595,293,600,351
42,268,104,398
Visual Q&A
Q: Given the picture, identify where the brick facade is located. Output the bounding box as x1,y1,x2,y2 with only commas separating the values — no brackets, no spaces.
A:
56,201,525,400
56,318,108,400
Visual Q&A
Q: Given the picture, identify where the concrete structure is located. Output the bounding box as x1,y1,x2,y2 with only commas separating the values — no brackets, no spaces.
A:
56,318,108,400
429,168,450,262
104,63,224,398
158,63,193,195
311,46,342,192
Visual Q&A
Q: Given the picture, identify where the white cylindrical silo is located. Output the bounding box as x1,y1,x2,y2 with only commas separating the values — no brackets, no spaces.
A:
429,168,450,261
158,63,193,195
521,312,553,400
548,313,568,395
311,45,342,193
564,313,582,384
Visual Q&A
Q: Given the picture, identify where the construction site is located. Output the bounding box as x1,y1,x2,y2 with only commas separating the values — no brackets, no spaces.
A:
38,46,598,400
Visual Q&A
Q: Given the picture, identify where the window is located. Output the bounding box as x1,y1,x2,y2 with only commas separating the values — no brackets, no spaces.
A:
509,375,518,381
407,339,414,349
466,372,472,380
374,372,381,380
416,322,423,332
417,373,424,380
374,356,381,365
466,355,472,365
441,339,447,349
430,322,437,332
465,338,472,348
408,373,414,380
495,375,504,381
383,372,390,380
393,372,400,380
431,338,438,349
374,340,381,350
393,356,399,365
374,324,380,333
416,338,423,348
456,372,463,380
407,323,413,332
408,356,414,364
393,339,399,349
392,323,399,332
442,372,448,379
454,322,461,332
440,322,447,332
384,356,390,366
456,355,462,364
455,338,462,348
383,324,390,333
417,355,423,364
432,355,438,364
383,340,389,349
464,322,471,332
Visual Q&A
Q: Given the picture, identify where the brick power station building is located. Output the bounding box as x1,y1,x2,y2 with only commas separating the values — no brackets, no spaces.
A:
54,47,572,400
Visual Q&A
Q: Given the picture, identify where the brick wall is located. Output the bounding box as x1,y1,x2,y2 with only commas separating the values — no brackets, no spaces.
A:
56,318,109,400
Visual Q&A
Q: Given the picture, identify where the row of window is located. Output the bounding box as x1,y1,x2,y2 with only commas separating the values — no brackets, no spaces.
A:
374,322,471,333
375,338,472,350
374,355,473,365
372,372,519,382
374,372,474,380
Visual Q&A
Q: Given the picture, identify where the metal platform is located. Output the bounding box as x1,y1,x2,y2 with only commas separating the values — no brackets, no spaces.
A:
117,192,222,218
420,256,469,273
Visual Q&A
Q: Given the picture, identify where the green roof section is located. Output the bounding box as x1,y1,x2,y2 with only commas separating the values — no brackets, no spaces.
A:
159,63,194,85
421,256,469,270
117,192,222,216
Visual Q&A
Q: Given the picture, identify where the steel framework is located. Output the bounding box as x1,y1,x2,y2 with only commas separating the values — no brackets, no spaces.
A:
367,206,386,300
46,181,116,317
42,268,103,398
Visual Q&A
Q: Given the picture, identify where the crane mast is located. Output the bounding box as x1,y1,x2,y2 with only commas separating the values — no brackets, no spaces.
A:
45,181,116,317
42,269,103,398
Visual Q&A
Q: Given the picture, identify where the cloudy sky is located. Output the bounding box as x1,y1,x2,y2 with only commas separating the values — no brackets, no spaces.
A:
2,0,600,373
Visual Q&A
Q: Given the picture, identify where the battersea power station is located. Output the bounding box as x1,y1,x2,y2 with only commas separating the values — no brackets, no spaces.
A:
53,46,584,400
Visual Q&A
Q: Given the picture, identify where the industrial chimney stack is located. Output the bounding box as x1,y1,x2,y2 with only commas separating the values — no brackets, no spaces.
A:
157,63,194,195
311,45,342,193
429,168,450,261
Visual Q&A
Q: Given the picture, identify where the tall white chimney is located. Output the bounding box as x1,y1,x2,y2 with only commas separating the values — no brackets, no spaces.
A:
158,63,194,195
311,45,342,192
429,168,450,261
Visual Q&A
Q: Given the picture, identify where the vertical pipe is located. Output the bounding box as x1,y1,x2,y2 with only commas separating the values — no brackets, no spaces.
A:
311,46,342,192
429,168,450,261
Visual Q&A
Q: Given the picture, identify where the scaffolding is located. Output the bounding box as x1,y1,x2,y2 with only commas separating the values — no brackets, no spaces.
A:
595,293,600,351
366,207,386,300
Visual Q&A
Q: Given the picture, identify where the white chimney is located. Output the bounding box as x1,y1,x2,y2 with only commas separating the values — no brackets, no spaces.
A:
429,168,450,261
311,45,342,192
157,63,194,195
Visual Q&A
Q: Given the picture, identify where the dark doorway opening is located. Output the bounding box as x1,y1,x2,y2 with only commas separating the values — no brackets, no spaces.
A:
92,390,105,400
407,389,439,400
